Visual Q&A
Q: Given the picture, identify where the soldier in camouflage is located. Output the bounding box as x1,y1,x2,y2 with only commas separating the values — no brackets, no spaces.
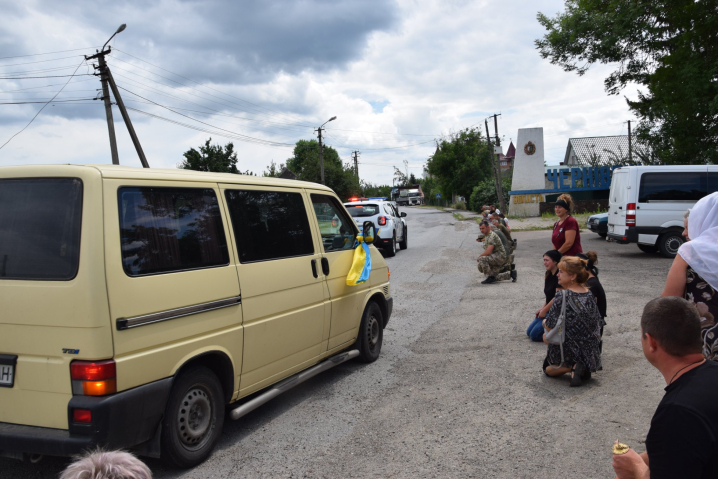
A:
476,221,511,284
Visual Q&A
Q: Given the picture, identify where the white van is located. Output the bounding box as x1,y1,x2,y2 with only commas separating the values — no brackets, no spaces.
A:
607,165,718,257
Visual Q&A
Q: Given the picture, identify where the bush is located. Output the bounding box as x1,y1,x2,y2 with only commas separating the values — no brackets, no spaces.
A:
469,176,511,212
451,200,467,210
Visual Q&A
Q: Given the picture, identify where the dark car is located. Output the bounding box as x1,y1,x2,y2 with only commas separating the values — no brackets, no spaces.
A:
586,212,608,238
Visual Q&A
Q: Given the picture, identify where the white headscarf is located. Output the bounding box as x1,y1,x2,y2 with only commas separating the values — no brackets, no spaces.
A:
678,192,718,291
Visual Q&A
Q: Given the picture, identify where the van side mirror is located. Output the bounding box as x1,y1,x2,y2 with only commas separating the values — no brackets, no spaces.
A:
362,221,376,244
400,212,407,217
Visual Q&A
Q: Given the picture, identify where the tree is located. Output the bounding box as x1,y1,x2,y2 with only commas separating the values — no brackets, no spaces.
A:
286,139,361,200
425,128,493,200
408,173,417,185
361,182,392,198
393,167,408,187
179,138,248,173
263,160,286,177
536,1,718,165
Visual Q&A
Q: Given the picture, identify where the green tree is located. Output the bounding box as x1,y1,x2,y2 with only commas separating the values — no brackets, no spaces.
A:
179,138,245,173
470,176,512,213
408,173,417,185
263,160,286,177
361,182,392,198
536,1,718,164
425,128,493,200
286,140,361,200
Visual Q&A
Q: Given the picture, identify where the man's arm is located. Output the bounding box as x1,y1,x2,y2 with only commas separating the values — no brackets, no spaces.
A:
479,244,494,257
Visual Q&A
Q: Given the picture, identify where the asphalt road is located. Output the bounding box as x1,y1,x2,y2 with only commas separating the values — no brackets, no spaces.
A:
2,207,675,478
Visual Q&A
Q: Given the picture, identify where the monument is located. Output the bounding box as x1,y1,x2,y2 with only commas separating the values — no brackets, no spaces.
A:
509,128,545,217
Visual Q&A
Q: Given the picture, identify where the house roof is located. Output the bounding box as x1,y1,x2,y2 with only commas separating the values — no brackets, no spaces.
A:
505,141,516,158
564,135,639,166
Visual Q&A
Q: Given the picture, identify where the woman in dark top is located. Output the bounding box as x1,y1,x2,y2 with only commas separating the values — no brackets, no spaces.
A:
551,193,582,256
543,256,602,387
662,194,718,361
526,250,562,342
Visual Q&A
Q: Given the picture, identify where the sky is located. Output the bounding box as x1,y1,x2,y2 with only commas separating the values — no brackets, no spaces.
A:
0,0,639,185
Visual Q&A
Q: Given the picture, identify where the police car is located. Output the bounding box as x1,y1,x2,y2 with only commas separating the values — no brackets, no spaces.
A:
344,197,407,256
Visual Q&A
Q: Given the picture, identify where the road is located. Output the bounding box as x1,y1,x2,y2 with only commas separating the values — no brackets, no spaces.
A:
2,206,674,478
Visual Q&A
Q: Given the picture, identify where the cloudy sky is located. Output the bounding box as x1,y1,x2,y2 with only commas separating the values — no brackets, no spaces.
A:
0,0,638,185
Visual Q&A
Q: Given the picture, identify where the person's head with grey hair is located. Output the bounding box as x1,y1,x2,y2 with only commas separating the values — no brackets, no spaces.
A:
683,209,691,240
60,450,152,479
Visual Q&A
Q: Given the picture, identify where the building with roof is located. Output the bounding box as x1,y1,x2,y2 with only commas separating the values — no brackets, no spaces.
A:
500,141,515,171
563,135,653,166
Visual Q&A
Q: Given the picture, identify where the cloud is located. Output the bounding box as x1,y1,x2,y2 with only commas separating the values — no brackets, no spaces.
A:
0,0,639,185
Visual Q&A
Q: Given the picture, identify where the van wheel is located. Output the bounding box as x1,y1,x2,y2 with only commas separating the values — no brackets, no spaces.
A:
637,243,658,254
385,234,397,257
161,366,225,468
399,227,408,250
657,232,684,259
356,302,383,363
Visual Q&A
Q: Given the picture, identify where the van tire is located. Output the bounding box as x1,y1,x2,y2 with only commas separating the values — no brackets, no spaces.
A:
161,366,225,468
385,234,397,257
356,302,383,363
399,227,408,250
657,231,684,259
637,243,658,254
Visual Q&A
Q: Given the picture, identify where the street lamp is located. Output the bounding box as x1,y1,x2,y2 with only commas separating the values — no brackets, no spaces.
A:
316,116,337,184
103,24,126,51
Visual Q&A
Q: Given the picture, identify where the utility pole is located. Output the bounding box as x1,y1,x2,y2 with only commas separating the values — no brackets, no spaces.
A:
315,116,337,185
352,150,360,179
486,117,506,212
86,25,150,168
92,48,119,165
628,120,633,164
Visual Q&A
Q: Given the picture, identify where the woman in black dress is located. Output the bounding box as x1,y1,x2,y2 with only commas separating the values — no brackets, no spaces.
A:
542,256,602,387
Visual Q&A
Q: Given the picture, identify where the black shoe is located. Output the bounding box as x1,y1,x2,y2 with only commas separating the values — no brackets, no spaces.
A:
481,276,496,284
510,270,517,282
570,363,586,387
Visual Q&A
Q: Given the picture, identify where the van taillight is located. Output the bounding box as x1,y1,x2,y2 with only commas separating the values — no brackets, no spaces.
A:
70,360,117,396
72,409,92,424
626,203,636,226
378,216,387,226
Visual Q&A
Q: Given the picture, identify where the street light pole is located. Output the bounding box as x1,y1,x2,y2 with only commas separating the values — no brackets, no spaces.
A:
315,116,336,184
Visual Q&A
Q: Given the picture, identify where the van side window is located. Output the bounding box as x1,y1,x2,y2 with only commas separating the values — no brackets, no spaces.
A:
118,187,229,276
224,190,314,263
0,178,83,281
709,173,718,194
638,173,707,203
310,194,356,252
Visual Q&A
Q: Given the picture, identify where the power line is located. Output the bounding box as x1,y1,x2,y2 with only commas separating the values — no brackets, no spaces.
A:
0,98,97,104
0,74,93,80
0,60,87,150
118,87,299,147
0,47,99,61
0,54,88,68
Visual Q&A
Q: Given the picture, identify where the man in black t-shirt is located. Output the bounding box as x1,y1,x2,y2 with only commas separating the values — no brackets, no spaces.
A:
613,297,718,479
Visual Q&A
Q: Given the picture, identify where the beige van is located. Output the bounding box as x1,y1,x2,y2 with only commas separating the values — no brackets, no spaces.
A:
0,165,392,468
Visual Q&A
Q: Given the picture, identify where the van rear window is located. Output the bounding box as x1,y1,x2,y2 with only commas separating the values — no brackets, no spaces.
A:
346,204,379,217
0,178,83,280
118,187,229,276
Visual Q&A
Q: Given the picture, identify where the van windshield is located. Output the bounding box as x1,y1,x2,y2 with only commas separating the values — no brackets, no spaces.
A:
346,204,379,217
0,178,83,280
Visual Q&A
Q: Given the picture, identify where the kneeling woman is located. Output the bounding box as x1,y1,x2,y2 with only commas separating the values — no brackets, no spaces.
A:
526,250,562,341
542,256,602,387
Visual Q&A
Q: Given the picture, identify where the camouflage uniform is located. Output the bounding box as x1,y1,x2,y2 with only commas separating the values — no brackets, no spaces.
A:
477,231,510,280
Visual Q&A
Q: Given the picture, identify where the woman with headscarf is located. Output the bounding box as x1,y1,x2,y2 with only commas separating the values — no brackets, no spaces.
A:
662,192,718,361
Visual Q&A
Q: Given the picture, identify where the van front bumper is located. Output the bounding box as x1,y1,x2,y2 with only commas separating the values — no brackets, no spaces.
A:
0,377,172,458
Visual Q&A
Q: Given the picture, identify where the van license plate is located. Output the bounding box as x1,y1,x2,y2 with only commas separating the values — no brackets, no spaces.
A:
0,354,17,388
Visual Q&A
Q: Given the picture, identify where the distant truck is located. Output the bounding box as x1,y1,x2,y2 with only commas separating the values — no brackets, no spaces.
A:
392,184,424,206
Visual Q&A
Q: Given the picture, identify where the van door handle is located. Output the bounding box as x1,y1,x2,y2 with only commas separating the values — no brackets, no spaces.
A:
321,257,330,276
311,259,318,278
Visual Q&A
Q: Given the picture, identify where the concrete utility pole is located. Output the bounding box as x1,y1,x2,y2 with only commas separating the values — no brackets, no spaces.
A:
352,150,360,179
485,117,506,213
315,116,336,185
86,24,150,168
628,120,633,163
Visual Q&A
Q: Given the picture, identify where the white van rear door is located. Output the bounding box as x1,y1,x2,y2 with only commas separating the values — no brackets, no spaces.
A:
636,170,707,230
608,169,629,235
